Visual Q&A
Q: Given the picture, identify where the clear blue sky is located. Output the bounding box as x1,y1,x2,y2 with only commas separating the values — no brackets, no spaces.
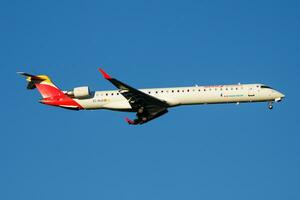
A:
1,0,299,199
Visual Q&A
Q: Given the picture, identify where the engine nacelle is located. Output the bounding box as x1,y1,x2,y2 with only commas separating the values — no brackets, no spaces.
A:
67,86,91,99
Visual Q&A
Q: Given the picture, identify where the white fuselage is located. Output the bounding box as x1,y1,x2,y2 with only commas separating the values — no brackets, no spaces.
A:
74,84,285,111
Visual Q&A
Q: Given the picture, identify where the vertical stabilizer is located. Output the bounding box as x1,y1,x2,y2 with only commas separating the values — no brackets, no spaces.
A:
18,72,64,98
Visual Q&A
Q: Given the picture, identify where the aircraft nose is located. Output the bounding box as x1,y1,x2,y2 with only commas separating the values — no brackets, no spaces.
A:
276,91,285,100
272,89,285,102
277,91,285,98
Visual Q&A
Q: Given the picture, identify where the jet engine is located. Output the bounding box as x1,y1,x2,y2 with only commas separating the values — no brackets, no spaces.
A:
67,86,91,99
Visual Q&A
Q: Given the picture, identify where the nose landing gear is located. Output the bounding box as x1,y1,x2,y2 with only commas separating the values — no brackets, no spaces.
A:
268,102,273,110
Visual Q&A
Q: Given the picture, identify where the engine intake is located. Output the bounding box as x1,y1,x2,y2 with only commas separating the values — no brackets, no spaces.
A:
67,86,91,99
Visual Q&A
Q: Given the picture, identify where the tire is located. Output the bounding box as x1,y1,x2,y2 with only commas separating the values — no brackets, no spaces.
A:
268,105,273,110
138,107,144,114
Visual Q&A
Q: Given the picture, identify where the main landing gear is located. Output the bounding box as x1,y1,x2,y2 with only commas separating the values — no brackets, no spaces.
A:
268,102,273,110
125,106,148,125
137,107,148,122
138,107,144,114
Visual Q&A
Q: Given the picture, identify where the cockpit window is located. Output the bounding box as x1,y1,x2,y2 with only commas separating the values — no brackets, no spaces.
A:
261,85,273,89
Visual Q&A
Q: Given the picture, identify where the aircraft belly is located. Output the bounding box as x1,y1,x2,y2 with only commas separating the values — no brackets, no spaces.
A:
74,98,131,110
74,99,102,110
102,100,132,110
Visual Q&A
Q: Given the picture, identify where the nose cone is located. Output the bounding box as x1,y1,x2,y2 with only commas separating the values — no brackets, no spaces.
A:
274,90,285,102
278,91,285,98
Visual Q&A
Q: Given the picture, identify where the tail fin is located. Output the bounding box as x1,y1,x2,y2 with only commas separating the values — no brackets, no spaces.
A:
18,72,65,98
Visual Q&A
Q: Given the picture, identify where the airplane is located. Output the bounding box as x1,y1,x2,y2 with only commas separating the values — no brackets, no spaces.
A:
18,69,285,125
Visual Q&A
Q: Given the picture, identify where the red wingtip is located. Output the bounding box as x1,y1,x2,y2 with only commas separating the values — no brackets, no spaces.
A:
98,68,112,79
125,117,135,125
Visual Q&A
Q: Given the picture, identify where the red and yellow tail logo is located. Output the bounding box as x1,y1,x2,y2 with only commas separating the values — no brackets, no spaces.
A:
18,73,63,98
18,72,83,110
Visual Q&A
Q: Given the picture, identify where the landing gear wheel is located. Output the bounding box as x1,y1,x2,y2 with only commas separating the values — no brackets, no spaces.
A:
138,107,144,114
268,105,273,110
268,103,273,110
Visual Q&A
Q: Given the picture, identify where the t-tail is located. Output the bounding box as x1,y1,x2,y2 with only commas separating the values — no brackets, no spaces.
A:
18,72,83,110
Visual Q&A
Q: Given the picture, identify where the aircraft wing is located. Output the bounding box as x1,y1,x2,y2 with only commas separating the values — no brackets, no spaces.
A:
98,68,168,125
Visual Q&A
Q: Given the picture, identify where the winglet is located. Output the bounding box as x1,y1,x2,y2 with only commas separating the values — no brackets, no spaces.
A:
98,68,112,79
125,117,137,125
